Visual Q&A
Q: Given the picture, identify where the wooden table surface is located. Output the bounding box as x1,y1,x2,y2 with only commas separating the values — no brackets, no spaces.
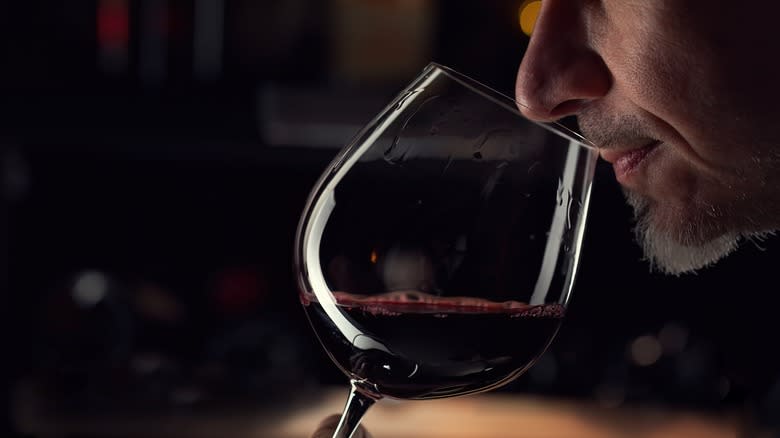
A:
269,389,739,438
16,384,741,438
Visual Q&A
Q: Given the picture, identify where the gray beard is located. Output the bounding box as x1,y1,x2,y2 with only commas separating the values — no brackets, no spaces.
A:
624,191,742,275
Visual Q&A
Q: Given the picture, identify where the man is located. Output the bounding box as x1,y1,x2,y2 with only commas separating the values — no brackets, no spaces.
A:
515,0,780,276
313,0,780,436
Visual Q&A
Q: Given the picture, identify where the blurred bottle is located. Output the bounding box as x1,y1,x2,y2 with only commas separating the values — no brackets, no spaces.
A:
330,0,435,84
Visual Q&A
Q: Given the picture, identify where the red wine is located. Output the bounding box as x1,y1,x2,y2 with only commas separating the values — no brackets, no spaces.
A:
302,290,563,399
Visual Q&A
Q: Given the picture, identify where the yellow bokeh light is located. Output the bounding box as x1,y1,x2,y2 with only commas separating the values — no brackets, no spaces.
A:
370,250,378,264
518,0,541,36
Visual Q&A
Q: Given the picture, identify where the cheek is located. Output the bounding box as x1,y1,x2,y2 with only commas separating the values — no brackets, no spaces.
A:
642,147,737,238
607,33,759,175
645,146,698,206
620,44,709,134
646,144,762,230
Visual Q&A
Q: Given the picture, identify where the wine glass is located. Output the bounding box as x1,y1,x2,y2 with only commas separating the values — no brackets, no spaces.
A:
294,63,598,438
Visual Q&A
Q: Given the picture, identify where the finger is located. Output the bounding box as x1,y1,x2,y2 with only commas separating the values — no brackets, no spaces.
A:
311,414,372,438
312,415,341,438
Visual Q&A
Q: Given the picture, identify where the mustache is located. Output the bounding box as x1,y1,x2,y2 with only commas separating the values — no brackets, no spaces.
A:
577,108,658,150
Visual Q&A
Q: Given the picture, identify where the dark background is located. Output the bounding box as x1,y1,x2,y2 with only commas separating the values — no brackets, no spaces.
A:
2,1,779,436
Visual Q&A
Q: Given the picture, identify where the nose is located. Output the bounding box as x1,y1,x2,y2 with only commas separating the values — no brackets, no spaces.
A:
515,0,611,122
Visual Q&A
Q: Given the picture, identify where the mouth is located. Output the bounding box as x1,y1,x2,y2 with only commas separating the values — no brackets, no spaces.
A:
600,140,661,183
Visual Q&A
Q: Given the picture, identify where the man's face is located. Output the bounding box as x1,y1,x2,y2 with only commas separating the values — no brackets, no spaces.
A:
516,0,780,274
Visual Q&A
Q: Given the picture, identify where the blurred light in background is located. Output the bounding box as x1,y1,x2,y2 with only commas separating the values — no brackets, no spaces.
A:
130,352,164,375
169,386,204,405
72,270,108,308
629,335,663,367
380,247,435,292
213,267,268,316
370,249,378,264
518,0,541,36
97,0,130,74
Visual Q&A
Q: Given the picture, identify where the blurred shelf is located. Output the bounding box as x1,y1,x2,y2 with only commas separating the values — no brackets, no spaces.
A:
1,84,403,165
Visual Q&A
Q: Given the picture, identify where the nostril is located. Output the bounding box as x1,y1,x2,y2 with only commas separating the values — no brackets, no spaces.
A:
550,99,588,118
515,82,590,122
516,102,556,122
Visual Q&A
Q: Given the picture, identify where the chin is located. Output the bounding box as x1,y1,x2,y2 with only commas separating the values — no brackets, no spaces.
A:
623,189,743,275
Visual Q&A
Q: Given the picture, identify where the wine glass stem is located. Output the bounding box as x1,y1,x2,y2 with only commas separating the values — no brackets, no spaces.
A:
331,380,379,438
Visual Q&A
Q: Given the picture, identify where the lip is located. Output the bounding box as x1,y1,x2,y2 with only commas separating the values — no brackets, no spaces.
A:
600,140,661,183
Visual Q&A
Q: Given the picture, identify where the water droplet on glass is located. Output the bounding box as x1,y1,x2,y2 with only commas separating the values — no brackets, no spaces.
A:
556,178,564,206
473,129,512,152
473,151,483,160
384,137,401,165
385,95,440,165
481,160,508,199
394,88,423,111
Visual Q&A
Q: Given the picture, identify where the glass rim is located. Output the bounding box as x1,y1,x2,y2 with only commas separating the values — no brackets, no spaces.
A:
427,62,597,151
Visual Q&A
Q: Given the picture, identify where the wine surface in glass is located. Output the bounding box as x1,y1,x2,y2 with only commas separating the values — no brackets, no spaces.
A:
302,291,563,399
